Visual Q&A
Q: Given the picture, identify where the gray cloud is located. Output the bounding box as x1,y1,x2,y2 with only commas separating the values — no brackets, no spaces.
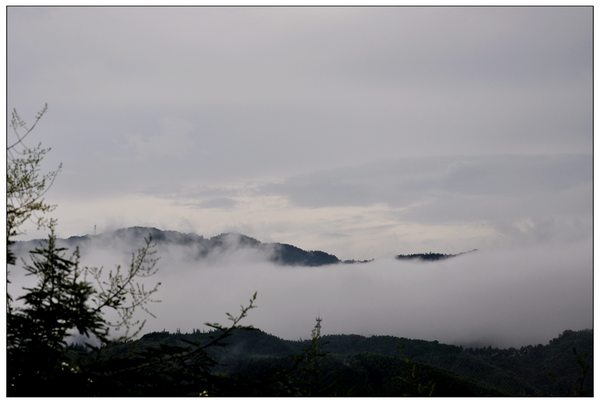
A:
265,154,590,207
8,7,592,202
7,7,592,345
259,154,592,247
191,197,238,210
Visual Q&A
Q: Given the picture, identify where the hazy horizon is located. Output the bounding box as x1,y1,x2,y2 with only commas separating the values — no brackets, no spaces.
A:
7,6,593,349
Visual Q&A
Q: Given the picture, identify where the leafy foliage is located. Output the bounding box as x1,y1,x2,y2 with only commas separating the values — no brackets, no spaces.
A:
7,230,161,396
6,108,162,396
7,104,61,265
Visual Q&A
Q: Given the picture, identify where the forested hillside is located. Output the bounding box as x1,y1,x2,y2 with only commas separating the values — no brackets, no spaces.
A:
61,327,592,397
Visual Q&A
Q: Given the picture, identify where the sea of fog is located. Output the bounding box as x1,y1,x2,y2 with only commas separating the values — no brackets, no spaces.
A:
8,238,592,349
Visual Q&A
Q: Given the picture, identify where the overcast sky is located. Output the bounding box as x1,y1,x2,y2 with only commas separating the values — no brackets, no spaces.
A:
8,6,592,259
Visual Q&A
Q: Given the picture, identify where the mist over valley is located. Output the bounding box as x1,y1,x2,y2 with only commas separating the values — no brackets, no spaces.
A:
10,227,591,349
7,6,592,397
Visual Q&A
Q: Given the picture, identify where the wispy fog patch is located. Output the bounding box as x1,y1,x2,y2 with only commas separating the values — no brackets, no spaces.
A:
10,236,589,348
192,197,238,210
264,154,591,210
261,154,592,249
10,7,591,212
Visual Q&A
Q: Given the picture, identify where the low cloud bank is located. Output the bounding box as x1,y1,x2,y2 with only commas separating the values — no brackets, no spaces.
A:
9,237,591,349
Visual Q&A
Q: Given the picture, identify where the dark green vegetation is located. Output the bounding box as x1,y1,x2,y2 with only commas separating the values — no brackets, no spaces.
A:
7,231,162,397
34,327,591,397
396,249,478,261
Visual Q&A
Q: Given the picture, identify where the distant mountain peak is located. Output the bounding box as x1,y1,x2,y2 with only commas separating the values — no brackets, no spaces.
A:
15,226,473,267
14,227,344,267
395,249,478,262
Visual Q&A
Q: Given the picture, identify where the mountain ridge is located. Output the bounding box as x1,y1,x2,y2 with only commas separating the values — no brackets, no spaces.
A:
13,226,473,267
13,226,342,267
